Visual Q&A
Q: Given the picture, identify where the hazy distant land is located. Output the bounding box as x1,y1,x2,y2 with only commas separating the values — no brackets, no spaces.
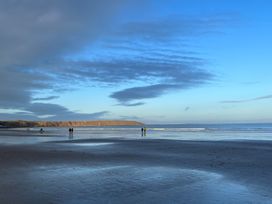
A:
0,120,143,128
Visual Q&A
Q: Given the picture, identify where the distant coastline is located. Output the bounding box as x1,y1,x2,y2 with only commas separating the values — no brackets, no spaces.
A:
0,120,144,128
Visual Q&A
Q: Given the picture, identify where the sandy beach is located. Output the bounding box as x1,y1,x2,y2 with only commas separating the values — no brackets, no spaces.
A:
1,131,272,203
1,0,272,203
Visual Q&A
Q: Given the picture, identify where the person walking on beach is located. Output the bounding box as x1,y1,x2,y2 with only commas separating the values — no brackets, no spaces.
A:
141,127,144,136
143,127,147,136
69,128,73,139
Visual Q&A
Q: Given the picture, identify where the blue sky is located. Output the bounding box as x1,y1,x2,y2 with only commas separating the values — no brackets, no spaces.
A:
0,0,271,123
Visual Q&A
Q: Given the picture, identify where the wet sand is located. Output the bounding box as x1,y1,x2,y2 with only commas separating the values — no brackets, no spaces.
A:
1,138,272,203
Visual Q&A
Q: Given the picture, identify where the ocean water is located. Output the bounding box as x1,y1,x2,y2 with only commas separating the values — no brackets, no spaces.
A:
0,123,272,144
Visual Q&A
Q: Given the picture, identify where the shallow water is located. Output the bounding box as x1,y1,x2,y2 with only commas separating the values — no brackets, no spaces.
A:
67,142,114,147
1,123,272,145
1,165,271,204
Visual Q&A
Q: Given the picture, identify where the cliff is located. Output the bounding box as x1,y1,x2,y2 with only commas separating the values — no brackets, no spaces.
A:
0,120,144,128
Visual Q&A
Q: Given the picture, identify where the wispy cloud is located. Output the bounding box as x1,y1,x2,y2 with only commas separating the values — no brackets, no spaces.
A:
110,84,182,103
220,94,272,103
60,54,211,84
113,15,231,41
0,103,109,121
116,102,146,107
33,96,59,101
57,14,230,105
110,69,211,103
100,15,229,104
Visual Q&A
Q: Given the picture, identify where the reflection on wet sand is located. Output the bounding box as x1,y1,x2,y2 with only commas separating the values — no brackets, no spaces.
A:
1,129,272,203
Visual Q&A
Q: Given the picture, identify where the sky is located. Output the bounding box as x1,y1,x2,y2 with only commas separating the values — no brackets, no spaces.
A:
0,0,272,123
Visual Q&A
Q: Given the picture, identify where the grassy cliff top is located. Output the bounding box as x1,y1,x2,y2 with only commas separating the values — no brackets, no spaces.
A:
0,120,144,128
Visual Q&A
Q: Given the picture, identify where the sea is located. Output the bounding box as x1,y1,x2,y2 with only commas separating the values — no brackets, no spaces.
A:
0,123,272,145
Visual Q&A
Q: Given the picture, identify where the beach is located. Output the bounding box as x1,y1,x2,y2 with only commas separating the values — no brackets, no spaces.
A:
1,1,272,203
0,128,272,203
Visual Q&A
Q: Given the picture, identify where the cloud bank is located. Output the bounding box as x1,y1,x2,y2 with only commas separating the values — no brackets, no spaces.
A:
0,1,228,119
0,0,126,119
221,95,272,104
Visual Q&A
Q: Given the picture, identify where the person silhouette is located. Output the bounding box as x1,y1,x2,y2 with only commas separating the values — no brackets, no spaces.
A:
69,128,73,139
141,128,144,136
143,127,147,136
